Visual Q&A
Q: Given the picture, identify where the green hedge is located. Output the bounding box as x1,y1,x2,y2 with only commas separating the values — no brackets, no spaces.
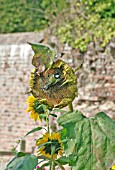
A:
0,0,65,33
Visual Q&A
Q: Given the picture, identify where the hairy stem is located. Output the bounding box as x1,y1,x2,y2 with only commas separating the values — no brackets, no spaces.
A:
51,162,55,170
74,59,84,72
68,102,73,112
46,110,50,133
54,160,65,170
37,156,65,170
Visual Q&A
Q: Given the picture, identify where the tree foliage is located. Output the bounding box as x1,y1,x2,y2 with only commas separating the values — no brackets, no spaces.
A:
0,0,115,50
53,0,115,51
0,0,66,33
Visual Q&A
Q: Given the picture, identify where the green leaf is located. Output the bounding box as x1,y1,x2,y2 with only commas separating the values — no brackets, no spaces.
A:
6,154,38,170
50,113,57,118
57,156,69,165
29,43,57,70
25,126,42,137
6,155,23,170
37,161,50,170
53,108,67,113
39,114,47,120
17,152,27,157
58,111,115,170
28,42,50,54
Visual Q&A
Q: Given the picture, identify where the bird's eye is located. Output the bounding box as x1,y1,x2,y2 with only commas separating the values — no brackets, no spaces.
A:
54,73,60,79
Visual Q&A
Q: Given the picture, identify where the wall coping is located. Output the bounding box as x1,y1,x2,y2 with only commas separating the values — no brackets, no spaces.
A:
0,32,44,45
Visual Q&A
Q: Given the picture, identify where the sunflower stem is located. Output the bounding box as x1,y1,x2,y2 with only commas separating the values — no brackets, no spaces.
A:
50,162,52,170
51,162,55,170
68,102,73,112
50,146,56,170
74,59,84,72
37,156,65,170
53,160,65,170
46,110,50,133
49,161,55,170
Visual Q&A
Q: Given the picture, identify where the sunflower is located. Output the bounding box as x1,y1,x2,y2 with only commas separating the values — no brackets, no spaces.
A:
29,59,77,109
26,95,47,121
36,132,63,159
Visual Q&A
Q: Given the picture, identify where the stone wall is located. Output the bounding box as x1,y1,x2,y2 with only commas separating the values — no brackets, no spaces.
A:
0,32,115,164
73,40,115,118
0,32,45,164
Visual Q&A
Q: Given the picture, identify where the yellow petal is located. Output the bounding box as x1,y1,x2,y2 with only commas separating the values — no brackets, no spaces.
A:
44,132,50,139
112,165,115,170
33,113,38,121
36,139,47,146
28,103,34,107
51,132,60,140
53,153,57,159
54,132,58,139
26,107,33,112
26,95,36,103
45,153,51,158
58,150,63,156
39,150,46,156
30,111,38,121
37,115,41,121
39,146,45,152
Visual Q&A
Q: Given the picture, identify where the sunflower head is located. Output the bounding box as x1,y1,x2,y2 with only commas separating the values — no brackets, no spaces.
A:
36,132,63,159
26,95,49,121
29,59,77,108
